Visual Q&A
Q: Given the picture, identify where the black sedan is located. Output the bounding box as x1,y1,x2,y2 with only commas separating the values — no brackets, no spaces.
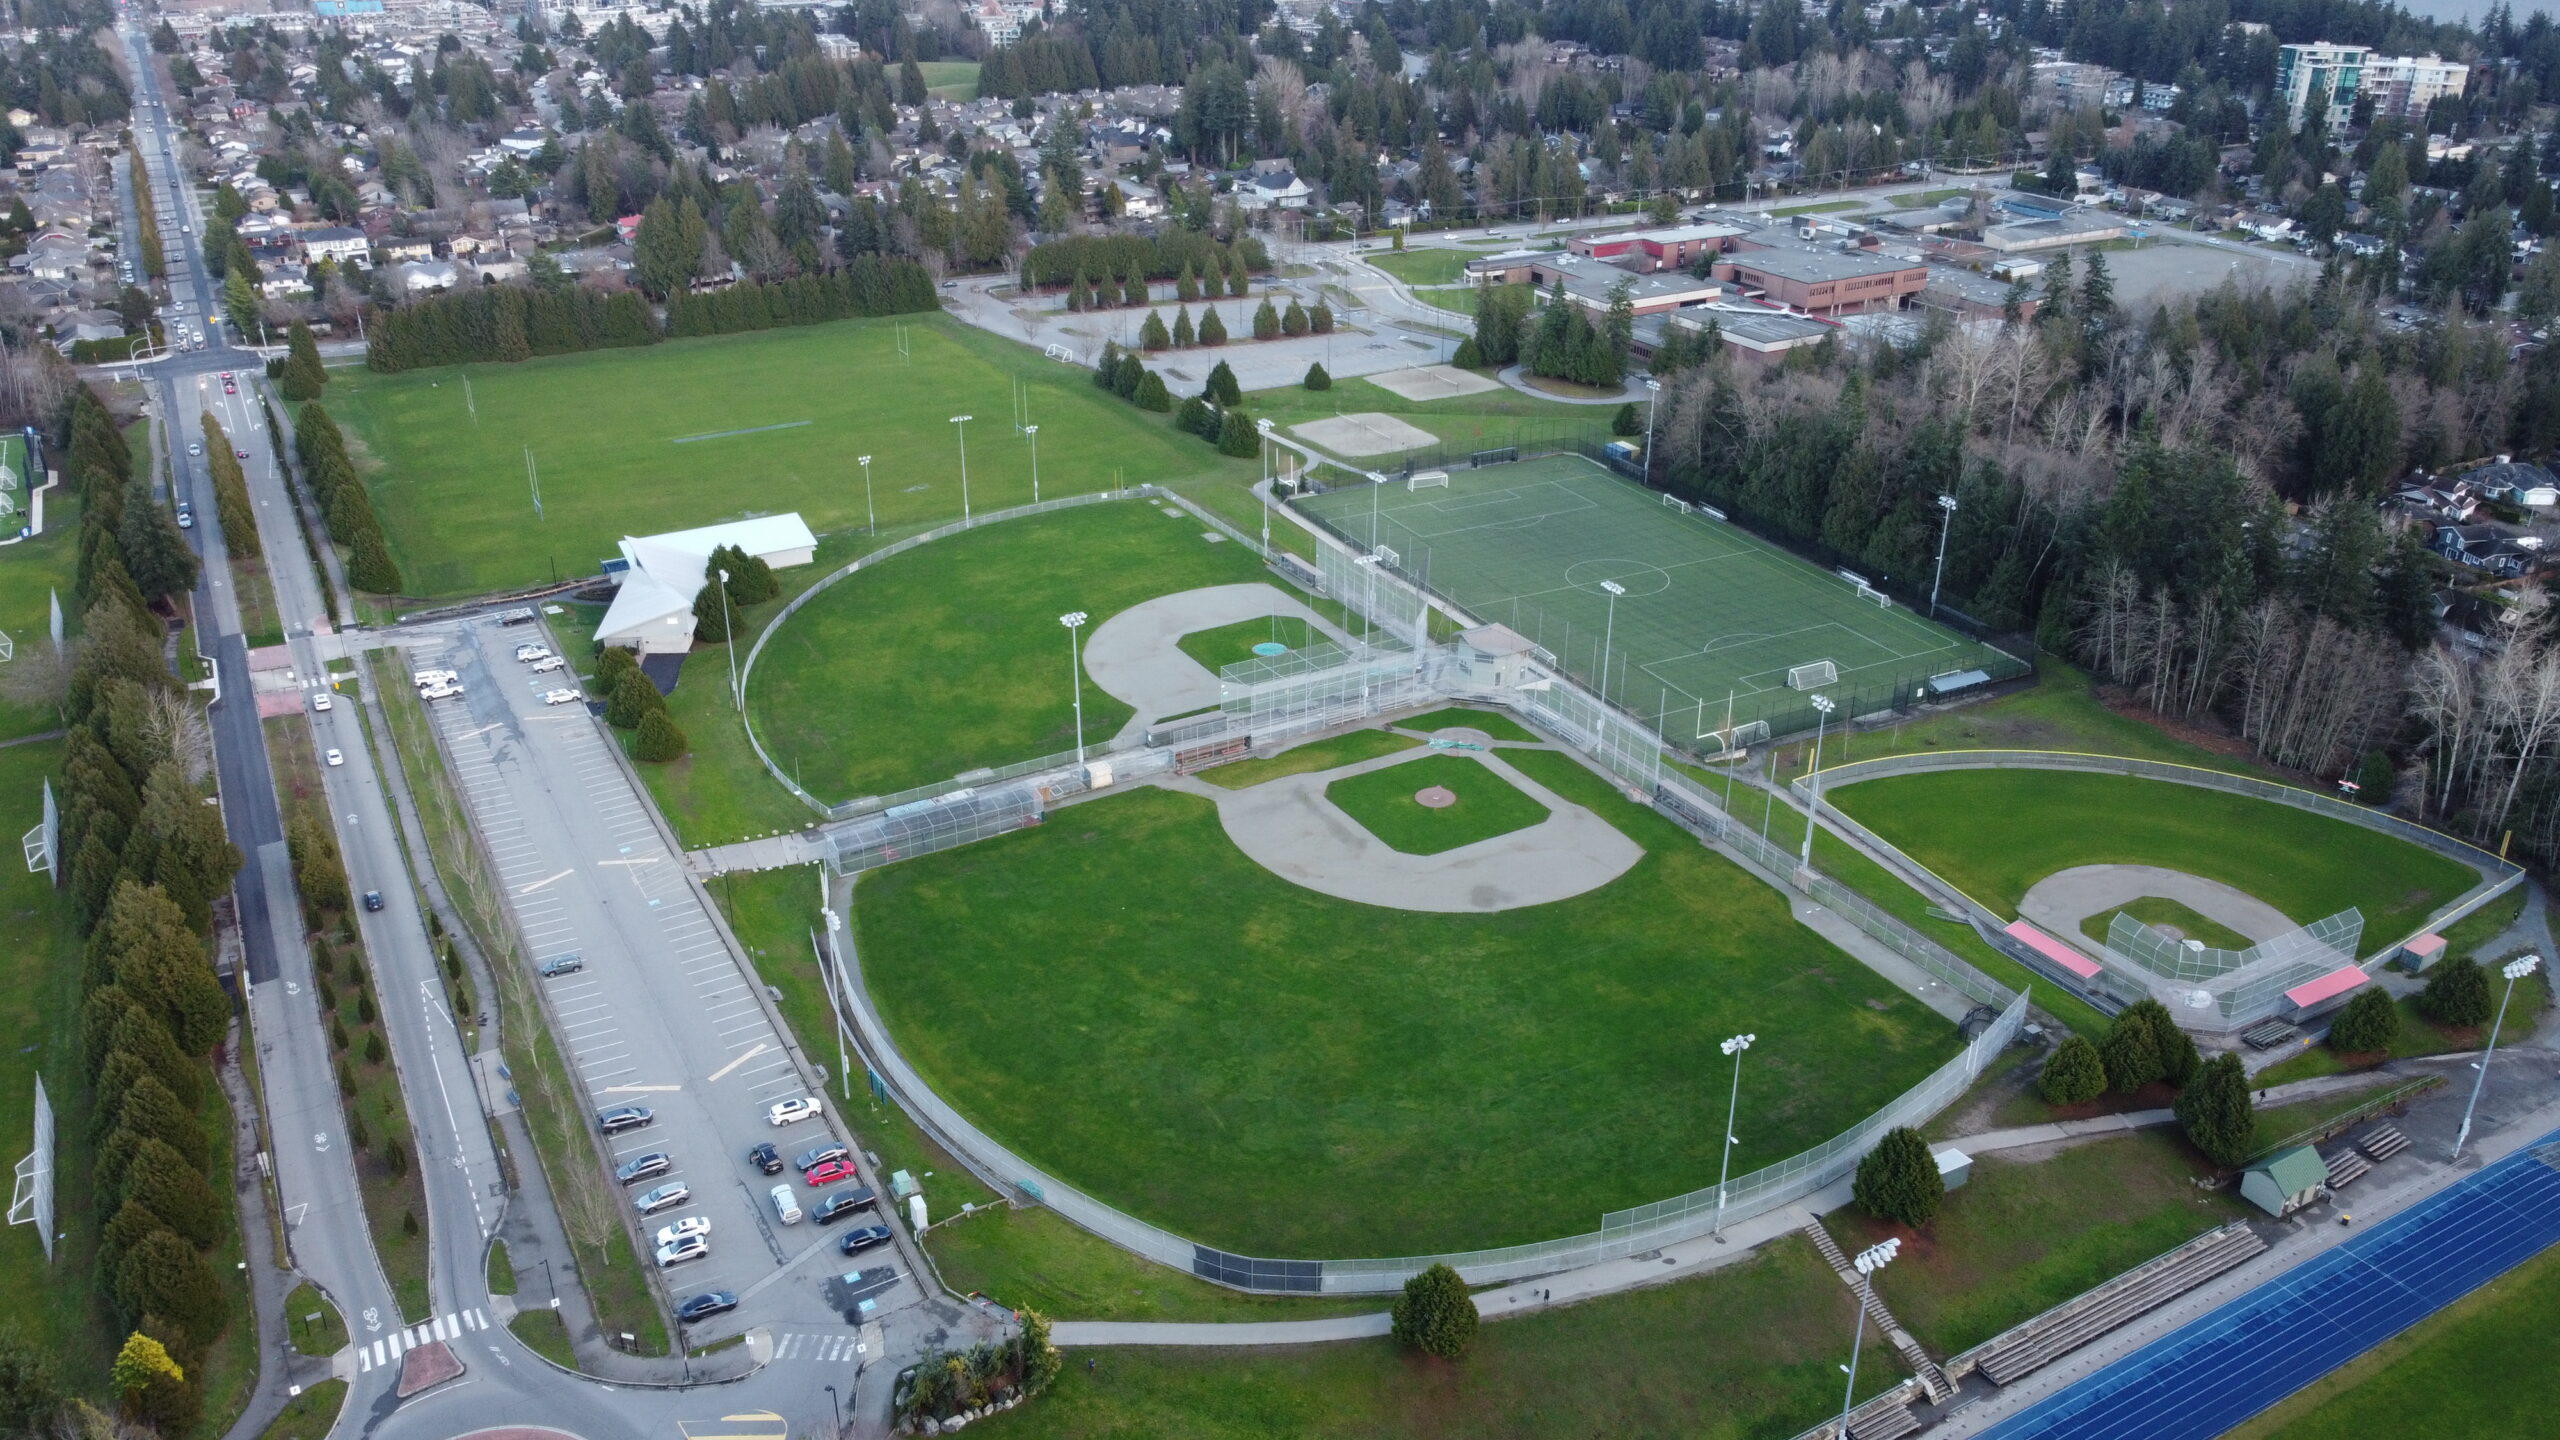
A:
676,1291,738,1324
747,1142,783,1175
812,1187,875,1225
838,1224,894,1256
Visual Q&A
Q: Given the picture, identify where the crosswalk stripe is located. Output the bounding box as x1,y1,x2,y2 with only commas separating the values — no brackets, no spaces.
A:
389,1331,408,1358
369,1339,386,1367
432,1316,451,1341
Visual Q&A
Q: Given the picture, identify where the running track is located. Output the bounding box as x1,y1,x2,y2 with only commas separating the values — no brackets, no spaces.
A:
1978,1127,2560,1439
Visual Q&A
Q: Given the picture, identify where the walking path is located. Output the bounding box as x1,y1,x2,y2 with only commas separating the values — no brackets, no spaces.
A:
1492,363,1635,404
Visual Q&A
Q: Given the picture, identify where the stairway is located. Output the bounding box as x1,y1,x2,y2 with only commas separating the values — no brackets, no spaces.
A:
1800,1219,1950,1402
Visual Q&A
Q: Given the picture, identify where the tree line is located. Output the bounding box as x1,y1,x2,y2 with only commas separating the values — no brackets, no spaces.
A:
291,404,403,595
1019,232,1273,290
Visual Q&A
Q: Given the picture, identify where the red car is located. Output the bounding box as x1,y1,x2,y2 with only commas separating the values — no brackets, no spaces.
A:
803,1159,860,1187
234,450,249,460
219,371,232,381
223,382,236,394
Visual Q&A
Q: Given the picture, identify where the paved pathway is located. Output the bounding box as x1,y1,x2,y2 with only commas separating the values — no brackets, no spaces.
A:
1081,582,1354,744
1159,737,1641,912
2020,864,2294,951
1492,362,1635,404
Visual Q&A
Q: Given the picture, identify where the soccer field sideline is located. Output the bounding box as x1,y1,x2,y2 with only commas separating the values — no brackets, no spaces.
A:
1296,454,2021,737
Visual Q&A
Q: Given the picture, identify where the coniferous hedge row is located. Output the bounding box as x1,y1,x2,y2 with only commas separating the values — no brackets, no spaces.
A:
662,258,939,339
291,403,403,594
1020,232,1270,290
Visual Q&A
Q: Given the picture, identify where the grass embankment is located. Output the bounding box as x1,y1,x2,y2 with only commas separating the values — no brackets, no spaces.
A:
2079,897,2254,951
373,668,668,1356
1823,1132,2246,1356
2247,1078,2421,1155
975,1236,1906,1440
252,1380,346,1440
1770,664,2270,782
1177,615,1317,673
750,501,1277,804
0,486,78,741
331,315,1239,596
1197,728,1417,789
924,1206,1383,1323
1396,706,1539,741
486,1239,517,1295
283,1282,346,1357
1325,752,1550,854
265,716,432,1321
857,744,1961,1258
2255,886,2548,1086
1826,769,2478,956
2227,1236,2560,1439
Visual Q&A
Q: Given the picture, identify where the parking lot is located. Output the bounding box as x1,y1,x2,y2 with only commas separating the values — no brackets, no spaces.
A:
413,614,929,1345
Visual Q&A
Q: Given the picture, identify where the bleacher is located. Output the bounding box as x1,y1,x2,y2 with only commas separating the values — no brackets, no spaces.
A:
1968,1223,2267,1387
2323,1147,2373,1189
2242,1019,2301,1049
2358,1123,2410,1163
1843,1389,1923,1440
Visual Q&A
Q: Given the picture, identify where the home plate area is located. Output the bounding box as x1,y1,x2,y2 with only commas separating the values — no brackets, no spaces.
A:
1291,411,1438,456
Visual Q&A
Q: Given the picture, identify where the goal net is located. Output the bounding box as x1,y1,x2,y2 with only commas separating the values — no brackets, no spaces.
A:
1662,494,1692,514
1408,470,1450,493
1787,660,1839,691
1853,584,1890,609
1702,717,1770,752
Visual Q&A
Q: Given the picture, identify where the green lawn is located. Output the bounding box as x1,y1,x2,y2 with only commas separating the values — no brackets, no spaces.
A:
1827,770,2478,955
1246,374,1609,463
917,60,981,99
331,316,1237,597
2079,896,2254,952
508,1307,577,1369
925,1205,1381,1322
855,746,1961,1257
1325,752,1550,854
750,501,1275,803
254,1379,345,1440
1772,664,2270,782
1823,1132,2246,1356
2252,972,2552,1086
976,1235,1906,1440
2247,1077,2415,1154
486,1239,518,1296
1196,728,1418,789
0,489,78,741
1395,706,1538,741
1177,615,1318,674
2229,1236,2560,1439
1363,248,1472,286
284,1281,346,1357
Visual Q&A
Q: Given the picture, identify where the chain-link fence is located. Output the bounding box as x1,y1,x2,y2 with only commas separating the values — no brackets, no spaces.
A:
2101,908,2366,1033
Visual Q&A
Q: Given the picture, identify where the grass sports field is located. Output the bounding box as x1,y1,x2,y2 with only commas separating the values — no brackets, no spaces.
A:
1295,455,2018,736
1826,770,2481,952
330,317,1236,596
1325,752,1549,854
854,746,1959,1257
749,500,1272,803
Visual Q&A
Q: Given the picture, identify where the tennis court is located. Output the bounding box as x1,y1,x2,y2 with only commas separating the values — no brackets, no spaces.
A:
1977,1127,2560,1440
1294,454,2021,739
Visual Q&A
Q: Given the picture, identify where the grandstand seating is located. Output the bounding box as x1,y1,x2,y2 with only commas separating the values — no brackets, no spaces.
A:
1973,1223,2267,1386
2358,1123,2410,1163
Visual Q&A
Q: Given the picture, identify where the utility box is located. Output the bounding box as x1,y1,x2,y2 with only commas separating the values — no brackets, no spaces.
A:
908,1194,928,1234
1934,1147,1973,1191
1084,761,1116,791
889,1168,920,1200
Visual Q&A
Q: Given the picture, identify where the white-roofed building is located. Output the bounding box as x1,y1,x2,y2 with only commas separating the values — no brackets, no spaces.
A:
594,513,819,655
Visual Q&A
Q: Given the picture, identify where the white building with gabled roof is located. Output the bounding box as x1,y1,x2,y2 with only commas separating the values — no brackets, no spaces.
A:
594,513,818,655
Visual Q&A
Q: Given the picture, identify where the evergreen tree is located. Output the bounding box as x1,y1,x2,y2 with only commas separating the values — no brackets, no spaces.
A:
2038,1034,2108,1105
1852,1125,1943,1227
1205,360,1242,407
1252,298,1281,340
1217,409,1262,457
2420,956,2493,1027
2326,985,2401,1056
1389,1263,1477,1358
1304,362,1331,390
606,671,661,730
1453,336,1484,368
1140,309,1170,350
1281,299,1309,336
1198,306,1228,345
1310,301,1334,333
1133,370,1172,411
281,321,327,401
691,578,732,644
1612,403,1642,436
1172,307,1194,347
1176,264,1199,302
112,1230,227,1349
117,478,198,601
634,709,689,761
0,1333,58,1438
2175,1052,2255,1165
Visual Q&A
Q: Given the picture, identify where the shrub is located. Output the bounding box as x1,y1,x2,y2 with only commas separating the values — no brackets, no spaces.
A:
363,1030,385,1063
1217,409,1262,457
1852,1126,1942,1228
1133,370,1172,412
1303,362,1331,390
2038,1034,2107,1105
2421,955,2493,1027
605,670,661,729
1171,307,1194,346
1389,1263,1477,1358
2175,1052,2255,1165
1205,360,1242,406
1252,298,1281,340
1612,402,1642,436
635,709,690,762
1281,299,1309,336
1198,306,1227,345
2326,985,2401,1055
1452,336,1484,368
1176,394,1217,437
1139,310,1170,350
1310,300,1334,333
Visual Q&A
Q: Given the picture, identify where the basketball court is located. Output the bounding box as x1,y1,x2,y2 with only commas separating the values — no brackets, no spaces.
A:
1294,453,2021,737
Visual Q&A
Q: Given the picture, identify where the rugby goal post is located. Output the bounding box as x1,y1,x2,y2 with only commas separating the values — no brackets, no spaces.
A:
1408,470,1450,493
1788,660,1839,691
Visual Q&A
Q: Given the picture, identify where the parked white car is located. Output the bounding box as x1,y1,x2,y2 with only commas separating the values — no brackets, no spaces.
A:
312,692,332,712
541,688,582,706
655,1234,709,1268
770,1184,802,1224
324,748,344,767
767,1096,823,1126
515,644,554,663
654,1216,712,1248
529,656,566,673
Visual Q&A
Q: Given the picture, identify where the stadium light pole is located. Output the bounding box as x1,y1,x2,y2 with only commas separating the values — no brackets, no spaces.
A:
1060,612,1090,764
1598,579,1627,705
717,569,740,712
950,414,974,521
1256,419,1276,555
1800,693,1836,869
2453,953,2540,1161
858,455,875,533
1642,377,1663,478
1025,425,1041,503
1711,1032,1755,1239
1928,493,1958,618
1837,1239,1901,1439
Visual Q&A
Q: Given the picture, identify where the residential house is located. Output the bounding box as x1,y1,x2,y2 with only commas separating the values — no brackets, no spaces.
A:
2434,522,2543,577
301,225,372,267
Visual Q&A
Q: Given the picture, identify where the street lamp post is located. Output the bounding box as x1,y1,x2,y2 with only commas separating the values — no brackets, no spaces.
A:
858,454,875,533
825,1383,842,1438
1060,611,1090,763
1256,419,1276,555
1026,424,1041,503
2453,953,2541,1160
1642,377,1663,478
718,569,740,711
1598,579,1627,704
1800,693,1836,868
1928,493,1958,618
1712,1032,1755,1238
950,414,974,520
1837,1239,1901,1438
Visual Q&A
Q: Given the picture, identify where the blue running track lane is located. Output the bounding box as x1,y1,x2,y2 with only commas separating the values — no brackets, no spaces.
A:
1978,1127,2560,1440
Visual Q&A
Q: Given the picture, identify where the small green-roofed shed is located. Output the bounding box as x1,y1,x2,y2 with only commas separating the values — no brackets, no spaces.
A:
2240,1145,2328,1217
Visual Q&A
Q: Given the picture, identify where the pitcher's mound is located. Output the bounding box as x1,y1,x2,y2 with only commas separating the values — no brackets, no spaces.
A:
1414,786,1458,809
1292,412,1438,457
1371,365,1502,401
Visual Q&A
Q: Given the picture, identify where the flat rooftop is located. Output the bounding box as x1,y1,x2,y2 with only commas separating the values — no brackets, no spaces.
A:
1722,245,1923,284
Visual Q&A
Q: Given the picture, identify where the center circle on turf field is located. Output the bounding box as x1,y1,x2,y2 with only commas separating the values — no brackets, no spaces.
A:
1414,785,1457,809
1562,559,1673,598
1252,640,1291,656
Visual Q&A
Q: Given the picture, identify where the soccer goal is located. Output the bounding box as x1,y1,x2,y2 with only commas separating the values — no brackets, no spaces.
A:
1788,660,1839,691
1852,584,1891,609
1471,446,1521,467
1702,717,1770,752
1662,494,1692,514
1043,343,1076,363
1409,470,1450,493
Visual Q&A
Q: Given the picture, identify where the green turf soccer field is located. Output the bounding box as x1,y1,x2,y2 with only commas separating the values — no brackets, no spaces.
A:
1294,454,2020,737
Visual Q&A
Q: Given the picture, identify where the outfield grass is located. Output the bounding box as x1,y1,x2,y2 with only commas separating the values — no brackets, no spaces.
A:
1177,615,1317,674
925,1205,1381,1323
1325,753,1550,854
1771,664,2271,782
1363,248,1472,286
750,501,1275,802
2080,896,2254,952
1246,375,1608,463
1196,728,1417,789
2228,1235,2560,1439
1396,706,1538,741
975,1235,1906,1440
284,1282,346,1357
331,316,1238,597
1823,1132,2246,1356
855,745,1960,1257
1827,770,2479,955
